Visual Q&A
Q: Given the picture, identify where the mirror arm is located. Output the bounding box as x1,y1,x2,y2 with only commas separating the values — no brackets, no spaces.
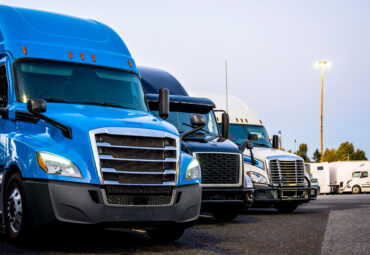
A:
180,124,205,140
30,111,72,139
249,148,256,165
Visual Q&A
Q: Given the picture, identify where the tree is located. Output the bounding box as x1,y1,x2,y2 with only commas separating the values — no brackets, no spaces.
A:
352,149,367,160
322,148,337,162
335,142,354,161
312,149,321,163
296,143,310,162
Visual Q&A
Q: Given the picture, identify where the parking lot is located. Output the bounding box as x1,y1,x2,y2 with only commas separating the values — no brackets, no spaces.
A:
0,194,368,255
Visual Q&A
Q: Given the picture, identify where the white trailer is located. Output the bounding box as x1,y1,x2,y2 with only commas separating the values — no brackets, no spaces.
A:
329,161,369,193
309,162,331,194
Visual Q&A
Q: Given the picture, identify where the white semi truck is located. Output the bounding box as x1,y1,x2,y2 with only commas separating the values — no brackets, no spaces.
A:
342,162,370,194
193,93,317,213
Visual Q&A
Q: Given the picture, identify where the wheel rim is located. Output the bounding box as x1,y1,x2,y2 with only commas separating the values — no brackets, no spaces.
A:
6,188,23,233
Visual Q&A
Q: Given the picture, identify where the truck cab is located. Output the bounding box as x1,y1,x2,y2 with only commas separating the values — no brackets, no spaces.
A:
343,163,370,194
139,67,254,221
0,6,202,241
195,93,317,213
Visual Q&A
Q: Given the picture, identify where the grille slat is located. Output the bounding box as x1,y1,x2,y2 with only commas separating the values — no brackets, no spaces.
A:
196,153,241,185
269,160,305,186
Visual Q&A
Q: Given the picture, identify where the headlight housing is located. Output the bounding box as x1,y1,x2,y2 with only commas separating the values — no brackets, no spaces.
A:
185,159,201,180
37,152,82,178
247,171,268,184
244,173,254,188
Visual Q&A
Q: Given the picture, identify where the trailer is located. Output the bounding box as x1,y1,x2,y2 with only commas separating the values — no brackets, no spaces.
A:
309,163,331,194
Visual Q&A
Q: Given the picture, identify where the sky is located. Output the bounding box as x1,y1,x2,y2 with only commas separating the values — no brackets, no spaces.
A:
1,0,370,158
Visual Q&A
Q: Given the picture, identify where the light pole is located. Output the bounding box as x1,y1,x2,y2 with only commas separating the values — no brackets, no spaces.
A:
316,60,329,161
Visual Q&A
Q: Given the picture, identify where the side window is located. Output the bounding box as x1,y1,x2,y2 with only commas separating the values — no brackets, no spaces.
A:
0,65,8,107
361,171,368,178
317,166,324,170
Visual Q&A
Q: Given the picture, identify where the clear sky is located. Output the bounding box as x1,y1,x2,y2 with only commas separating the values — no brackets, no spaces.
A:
2,0,370,158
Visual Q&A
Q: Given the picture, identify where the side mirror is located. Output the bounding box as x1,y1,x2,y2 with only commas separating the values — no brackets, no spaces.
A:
158,88,169,120
239,140,256,165
248,133,258,141
27,99,47,113
272,135,279,149
190,114,206,126
221,112,229,139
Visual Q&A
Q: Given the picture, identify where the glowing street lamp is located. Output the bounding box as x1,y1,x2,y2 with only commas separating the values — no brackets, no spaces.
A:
315,60,330,161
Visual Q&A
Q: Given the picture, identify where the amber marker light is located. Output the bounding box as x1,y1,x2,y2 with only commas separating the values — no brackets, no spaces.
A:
128,60,133,68
91,54,96,62
80,52,85,61
36,152,47,172
23,46,27,55
68,51,73,59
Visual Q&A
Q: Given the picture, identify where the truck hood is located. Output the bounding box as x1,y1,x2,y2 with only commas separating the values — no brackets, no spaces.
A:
244,147,303,161
13,103,179,136
182,136,240,154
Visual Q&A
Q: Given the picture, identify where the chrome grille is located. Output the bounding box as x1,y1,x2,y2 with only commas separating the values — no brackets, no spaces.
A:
196,153,242,186
269,160,305,186
94,132,178,186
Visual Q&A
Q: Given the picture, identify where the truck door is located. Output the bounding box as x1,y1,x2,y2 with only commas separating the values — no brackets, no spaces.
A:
360,171,370,192
0,57,8,169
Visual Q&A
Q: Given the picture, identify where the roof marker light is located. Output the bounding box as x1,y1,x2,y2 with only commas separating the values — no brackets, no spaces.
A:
241,119,244,123
68,51,73,59
23,46,27,55
91,54,96,62
236,118,239,122
245,118,248,123
128,60,133,68
259,120,263,124
80,53,85,61
216,117,219,122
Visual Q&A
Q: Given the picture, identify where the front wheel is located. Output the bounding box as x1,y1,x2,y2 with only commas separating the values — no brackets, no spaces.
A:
275,202,299,213
147,226,185,242
352,186,361,194
4,172,28,239
212,208,240,221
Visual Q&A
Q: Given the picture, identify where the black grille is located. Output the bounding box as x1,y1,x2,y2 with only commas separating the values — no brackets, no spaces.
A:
104,185,174,206
95,133,177,185
269,160,305,186
196,153,241,184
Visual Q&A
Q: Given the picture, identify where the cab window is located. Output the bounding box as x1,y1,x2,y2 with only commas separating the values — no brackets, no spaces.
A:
361,171,368,178
0,65,8,107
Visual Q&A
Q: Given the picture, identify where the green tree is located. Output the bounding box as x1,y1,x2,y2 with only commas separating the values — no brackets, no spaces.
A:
296,143,310,162
352,148,367,160
312,149,321,163
322,148,337,162
335,142,354,161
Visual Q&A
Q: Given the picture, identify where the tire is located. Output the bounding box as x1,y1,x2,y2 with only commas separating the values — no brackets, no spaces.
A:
212,208,240,221
147,226,185,242
352,186,361,194
4,172,28,239
275,202,299,213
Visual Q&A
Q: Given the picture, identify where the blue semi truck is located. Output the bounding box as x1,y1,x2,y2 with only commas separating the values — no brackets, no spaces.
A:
0,6,202,241
139,67,254,221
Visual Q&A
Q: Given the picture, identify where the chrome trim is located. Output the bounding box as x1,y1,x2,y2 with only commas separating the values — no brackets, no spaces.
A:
99,155,177,162
101,189,176,207
89,127,180,185
103,180,176,186
96,142,176,151
194,152,243,188
267,159,305,186
101,168,176,175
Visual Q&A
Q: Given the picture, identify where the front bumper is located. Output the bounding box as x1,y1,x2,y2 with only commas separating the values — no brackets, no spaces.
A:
252,184,317,206
200,187,254,211
24,180,201,229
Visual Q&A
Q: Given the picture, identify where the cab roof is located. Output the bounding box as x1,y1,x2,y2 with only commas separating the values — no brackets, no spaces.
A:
0,5,135,72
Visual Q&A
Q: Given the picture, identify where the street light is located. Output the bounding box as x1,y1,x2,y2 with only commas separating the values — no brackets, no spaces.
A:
315,60,330,161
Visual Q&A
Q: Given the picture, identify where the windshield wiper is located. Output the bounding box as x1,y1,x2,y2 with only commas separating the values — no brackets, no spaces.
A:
73,102,135,110
41,98,69,103
182,123,213,136
253,142,270,148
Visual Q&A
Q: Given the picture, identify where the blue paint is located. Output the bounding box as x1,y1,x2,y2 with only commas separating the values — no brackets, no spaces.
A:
243,155,265,170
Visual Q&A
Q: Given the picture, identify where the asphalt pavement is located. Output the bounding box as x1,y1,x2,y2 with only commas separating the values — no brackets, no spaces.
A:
0,194,369,255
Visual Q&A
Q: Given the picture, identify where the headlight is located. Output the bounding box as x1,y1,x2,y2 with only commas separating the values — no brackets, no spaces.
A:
247,171,268,184
244,173,254,188
185,159,201,180
37,152,82,178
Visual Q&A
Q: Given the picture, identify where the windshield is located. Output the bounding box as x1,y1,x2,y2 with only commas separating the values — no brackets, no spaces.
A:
152,109,219,137
353,172,361,178
15,60,148,112
224,124,272,147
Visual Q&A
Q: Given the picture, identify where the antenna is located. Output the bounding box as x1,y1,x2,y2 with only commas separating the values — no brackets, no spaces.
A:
225,60,229,113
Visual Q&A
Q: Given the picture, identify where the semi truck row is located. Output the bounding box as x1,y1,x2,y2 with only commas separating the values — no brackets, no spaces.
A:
0,5,317,241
